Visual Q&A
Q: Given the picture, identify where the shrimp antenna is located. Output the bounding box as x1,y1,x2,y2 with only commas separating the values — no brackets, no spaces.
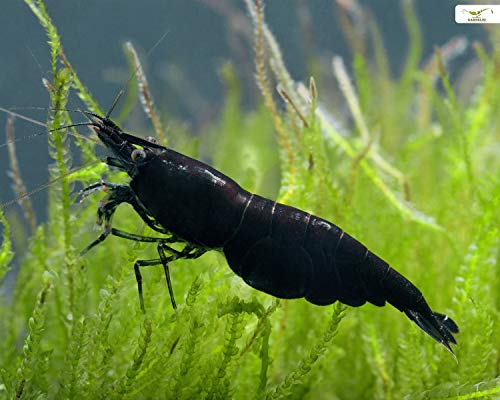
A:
0,159,103,210
105,29,170,119
105,90,124,118
0,106,46,128
0,106,102,148
5,106,99,115
0,122,101,150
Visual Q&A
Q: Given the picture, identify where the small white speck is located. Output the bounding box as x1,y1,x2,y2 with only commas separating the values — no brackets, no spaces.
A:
200,168,225,186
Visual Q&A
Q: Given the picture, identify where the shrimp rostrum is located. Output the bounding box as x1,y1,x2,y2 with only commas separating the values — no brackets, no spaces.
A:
80,112,458,354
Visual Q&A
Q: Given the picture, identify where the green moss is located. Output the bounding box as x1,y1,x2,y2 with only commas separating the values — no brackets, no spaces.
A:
1,1,499,399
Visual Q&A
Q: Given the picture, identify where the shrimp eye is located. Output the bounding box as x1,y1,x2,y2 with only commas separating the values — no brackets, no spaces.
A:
131,148,146,162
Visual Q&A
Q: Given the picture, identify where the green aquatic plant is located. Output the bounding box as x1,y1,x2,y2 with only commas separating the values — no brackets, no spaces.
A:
1,0,499,398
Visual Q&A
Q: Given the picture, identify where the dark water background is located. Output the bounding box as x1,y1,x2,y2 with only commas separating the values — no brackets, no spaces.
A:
0,1,487,288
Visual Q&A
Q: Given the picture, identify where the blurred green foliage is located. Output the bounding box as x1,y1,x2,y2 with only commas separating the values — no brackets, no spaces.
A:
1,0,499,398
